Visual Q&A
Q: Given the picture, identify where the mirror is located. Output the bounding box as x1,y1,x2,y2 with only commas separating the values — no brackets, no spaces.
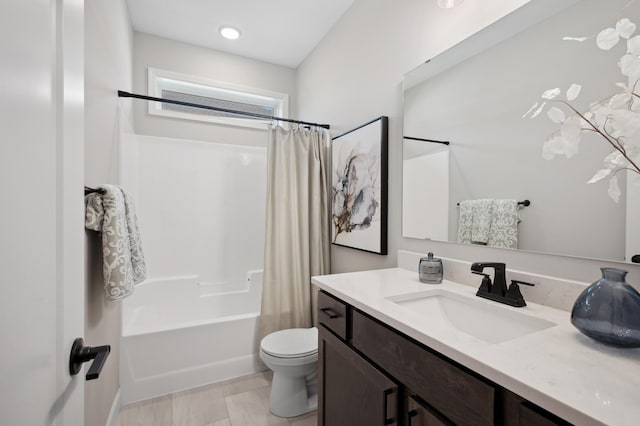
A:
402,0,640,263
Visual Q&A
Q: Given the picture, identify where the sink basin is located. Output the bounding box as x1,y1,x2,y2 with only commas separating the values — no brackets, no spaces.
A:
387,289,556,344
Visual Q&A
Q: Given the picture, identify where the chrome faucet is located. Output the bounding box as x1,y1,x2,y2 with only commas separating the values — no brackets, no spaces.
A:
470,262,534,307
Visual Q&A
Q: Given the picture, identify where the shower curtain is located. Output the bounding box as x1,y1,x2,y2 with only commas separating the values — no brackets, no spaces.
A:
260,125,331,339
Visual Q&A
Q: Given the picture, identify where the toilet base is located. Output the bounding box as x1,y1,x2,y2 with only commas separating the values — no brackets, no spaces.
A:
269,371,318,418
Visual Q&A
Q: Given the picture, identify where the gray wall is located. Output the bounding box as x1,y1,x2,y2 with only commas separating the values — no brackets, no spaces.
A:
133,32,297,146
297,0,640,284
85,0,133,424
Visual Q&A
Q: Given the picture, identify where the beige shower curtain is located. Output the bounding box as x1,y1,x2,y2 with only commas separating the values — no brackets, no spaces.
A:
259,125,331,340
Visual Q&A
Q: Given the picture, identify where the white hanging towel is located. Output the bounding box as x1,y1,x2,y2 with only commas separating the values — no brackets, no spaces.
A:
487,199,519,249
85,184,147,300
457,199,493,245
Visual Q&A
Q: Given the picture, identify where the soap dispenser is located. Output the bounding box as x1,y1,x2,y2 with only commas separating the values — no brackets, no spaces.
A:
419,252,443,284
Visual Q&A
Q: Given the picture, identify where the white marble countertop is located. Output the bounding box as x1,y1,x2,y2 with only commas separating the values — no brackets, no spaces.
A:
312,268,640,426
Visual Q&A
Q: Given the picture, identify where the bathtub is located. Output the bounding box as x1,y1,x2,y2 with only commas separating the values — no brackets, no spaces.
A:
120,271,265,404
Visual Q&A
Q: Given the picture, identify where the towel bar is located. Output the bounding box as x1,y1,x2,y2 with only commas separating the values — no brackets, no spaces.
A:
84,186,105,195
456,199,530,207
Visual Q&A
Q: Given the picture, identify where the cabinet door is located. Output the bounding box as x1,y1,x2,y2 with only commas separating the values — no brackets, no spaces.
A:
319,325,398,426
501,390,572,426
407,396,453,426
519,403,571,426
352,310,495,426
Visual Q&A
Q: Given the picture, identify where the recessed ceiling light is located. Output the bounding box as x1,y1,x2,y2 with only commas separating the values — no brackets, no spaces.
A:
438,0,463,8
219,25,241,40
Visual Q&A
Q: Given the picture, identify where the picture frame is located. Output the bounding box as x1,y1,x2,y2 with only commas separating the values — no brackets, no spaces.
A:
331,116,388,255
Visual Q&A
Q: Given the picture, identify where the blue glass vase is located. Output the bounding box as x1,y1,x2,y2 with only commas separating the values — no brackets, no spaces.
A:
571,268,640,348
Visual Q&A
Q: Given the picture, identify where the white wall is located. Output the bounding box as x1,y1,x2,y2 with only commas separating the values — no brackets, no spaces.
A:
133,32,297,147
297,0,640,284
85,0,133,424
121,134,267,287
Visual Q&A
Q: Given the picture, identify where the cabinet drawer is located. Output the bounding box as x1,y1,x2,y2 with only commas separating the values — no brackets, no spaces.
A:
352,310,495,426
318,291,348,340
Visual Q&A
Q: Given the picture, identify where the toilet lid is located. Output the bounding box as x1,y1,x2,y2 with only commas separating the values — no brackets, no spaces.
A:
261,327,318,358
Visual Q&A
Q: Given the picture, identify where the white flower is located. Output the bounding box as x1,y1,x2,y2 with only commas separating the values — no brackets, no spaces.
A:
588,169,612,184
530,102,546,118
608,91,632,110
592,103,613,129
597,27,620,50
547,107,565,123
542,119,581,160
563,36,589,42
541,88,561,99
560,116,582,150
596,20,637,50
566,83,582,101
604,151,626,169
617,19,636,39
608,175,621,202
532,16,640,202
609,109,640,140
627,35,640,55
522,102,539,118
619,54,640,82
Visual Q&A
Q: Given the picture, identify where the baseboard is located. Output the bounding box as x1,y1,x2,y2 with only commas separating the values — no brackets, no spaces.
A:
105,388,122,426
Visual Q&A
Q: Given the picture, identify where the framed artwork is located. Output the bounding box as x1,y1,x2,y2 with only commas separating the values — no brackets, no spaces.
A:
331,116,388,255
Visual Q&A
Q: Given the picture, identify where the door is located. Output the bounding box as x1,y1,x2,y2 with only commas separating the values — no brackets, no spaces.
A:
0,0,85,425
319,326,398,426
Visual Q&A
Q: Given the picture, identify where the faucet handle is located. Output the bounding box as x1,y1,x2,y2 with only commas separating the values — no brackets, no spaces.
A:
505,280,534,307
472,271,492,293
511,279,534,287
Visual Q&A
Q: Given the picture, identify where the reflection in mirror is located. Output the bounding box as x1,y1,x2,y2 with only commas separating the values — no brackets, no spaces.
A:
402,0,640,263
402,139,449,240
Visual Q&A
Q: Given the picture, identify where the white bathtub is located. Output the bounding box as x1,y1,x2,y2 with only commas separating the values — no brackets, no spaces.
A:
120,271,265,404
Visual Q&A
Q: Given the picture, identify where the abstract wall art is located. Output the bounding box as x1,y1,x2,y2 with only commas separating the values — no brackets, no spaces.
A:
331,116,388,255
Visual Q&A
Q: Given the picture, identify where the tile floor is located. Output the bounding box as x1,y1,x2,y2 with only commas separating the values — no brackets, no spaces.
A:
117,371,317,426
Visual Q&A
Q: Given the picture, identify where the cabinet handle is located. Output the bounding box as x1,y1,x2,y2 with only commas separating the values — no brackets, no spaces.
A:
408,409,418,426
383,388,395,425
320,307,338,319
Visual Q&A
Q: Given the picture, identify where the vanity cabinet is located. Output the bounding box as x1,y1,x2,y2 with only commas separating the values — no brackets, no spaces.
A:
317,290,571,426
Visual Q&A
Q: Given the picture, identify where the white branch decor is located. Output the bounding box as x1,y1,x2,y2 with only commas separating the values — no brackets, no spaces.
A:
523,17,640,202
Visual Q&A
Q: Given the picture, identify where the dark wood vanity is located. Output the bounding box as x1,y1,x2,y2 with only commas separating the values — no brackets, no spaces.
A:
317,290,572,426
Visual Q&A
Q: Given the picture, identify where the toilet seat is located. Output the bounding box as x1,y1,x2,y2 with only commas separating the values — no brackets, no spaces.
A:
260,327,318,358
259,327,319,417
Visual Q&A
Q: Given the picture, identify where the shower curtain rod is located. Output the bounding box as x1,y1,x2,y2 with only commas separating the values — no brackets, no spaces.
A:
117,90,330,129
403,136,450,145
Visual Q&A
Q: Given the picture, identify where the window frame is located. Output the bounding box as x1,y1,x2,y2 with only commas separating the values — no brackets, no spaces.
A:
147,67,289,129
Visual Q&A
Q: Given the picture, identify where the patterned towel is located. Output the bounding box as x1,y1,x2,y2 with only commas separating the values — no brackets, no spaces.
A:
470,199,493,245
457,199,493,245
85,185,146,300
457,200,473,244
487,199,519,249
457,199,519,249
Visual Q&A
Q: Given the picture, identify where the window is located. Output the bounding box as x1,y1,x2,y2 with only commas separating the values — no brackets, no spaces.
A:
148,68,289,129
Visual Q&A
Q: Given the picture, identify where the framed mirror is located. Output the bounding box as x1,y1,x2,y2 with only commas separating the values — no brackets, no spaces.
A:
402,0,640,263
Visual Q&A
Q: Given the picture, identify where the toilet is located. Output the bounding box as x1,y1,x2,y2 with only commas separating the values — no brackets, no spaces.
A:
259,327,318,418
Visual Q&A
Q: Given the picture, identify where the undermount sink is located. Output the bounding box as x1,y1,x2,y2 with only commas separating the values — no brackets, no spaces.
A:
387,289,556,344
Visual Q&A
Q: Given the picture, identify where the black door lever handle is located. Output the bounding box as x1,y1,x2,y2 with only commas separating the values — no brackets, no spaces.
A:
69,337,111,380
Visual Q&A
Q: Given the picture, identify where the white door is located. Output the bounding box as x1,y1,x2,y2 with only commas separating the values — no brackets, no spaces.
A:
0,1,85,425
